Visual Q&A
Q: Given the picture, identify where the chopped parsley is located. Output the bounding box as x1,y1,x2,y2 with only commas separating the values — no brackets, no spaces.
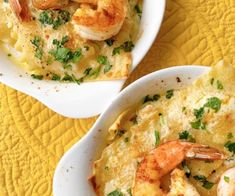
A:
97,55,108,65
84,46,90,51
127,188,132,196
166,89,174,99
204,97,222,112
143,94,160,103
179,131,189,140
182,160,191,178
179,131,196,142
97,55,112,73
217,80,224,90
154,130,160,147
84,68,93,76
63,64,72,70
124,137,129,143
224,176,230,183
104,64,113,73
210,78,214,85
88,67,101,78
31,74,43,80
224,141,235,154
105,39,115,46
50,37,83,65
122,41,135,52
51,73,61,81
203,181,215,189
113,47,121,56
107,189,123,196
193,175,214,189
194,107,205,119
62,73,82,85
134,4,142,18
191,119,206,130
31,36,43,60
227,133,233,139
115,130,126,137
39,10,71,29
112,41,135,56
72,49,83,63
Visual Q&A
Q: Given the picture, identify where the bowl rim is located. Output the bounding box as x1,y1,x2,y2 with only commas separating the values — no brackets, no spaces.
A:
0,0,166,118
53,65,210,196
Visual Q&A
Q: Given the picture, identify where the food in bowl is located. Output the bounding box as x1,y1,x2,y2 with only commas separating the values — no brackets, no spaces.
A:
90,62,235,196
0,0,142,83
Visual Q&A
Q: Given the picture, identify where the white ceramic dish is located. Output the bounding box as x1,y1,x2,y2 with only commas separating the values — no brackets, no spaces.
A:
0,0,166,118
53,65,210,196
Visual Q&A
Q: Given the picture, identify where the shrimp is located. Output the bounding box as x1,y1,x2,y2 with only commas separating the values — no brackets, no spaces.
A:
132,140,225,196
217,167,235,196
9,0,32,22
72,0,127,40
10,0,127,40
32,0,69,10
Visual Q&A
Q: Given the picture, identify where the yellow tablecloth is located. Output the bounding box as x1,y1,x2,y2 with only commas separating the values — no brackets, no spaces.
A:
1,0,235,195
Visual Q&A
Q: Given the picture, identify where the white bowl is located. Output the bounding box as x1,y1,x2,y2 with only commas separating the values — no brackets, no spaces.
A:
0,0,166,118
53,65,210,196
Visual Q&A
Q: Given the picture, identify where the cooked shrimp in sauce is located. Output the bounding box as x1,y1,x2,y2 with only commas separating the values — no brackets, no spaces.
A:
9,0,128,40
90,63,235,196
1,0,141,82
133,141,225,196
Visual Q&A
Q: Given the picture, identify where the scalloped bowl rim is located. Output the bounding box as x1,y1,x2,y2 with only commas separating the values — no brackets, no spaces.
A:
53,65,210,196
0,0,166,118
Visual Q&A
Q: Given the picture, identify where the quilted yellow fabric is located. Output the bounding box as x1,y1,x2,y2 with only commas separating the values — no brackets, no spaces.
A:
0,0,235,195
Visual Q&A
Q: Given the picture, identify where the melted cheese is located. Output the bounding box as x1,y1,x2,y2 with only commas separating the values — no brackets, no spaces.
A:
0,0,141,81
92,62,235,196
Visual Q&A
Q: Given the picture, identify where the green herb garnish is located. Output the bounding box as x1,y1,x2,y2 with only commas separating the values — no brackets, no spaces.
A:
217,80,224,90
227,133,233,139
51,73,61,81
193,175,214,189
39,10,71,29
191,119,206,130
224,176,230,183
31,74,43,80
179,131,196,142
182,160,191,178
194,107,205,119
154,130,160,147
127,188,132,196
105,39,115,46
224,141,235,154
107,190,123,196
135,4,142,17
166,89,174,99
97,55,112,74
124,137,129,143
210,78,214,85
112,41,135,55
31,36,43,59
143,94,160,103
115,130,126,137
204,97,222,112
50,37,83,65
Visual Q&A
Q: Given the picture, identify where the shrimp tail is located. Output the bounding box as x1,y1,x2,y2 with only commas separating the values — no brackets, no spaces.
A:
132,141,225,195
186,144,226,160
10,0,32,22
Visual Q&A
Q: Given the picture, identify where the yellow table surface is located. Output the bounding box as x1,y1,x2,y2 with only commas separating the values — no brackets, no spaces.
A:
1,0,235,195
